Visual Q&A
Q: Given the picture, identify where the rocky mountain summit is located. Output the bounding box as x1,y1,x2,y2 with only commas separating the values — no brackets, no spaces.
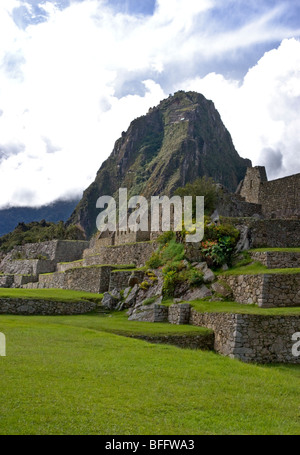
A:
68,91,251,237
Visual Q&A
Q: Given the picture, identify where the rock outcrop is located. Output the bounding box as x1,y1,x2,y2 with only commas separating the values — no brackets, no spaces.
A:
68,90,251,237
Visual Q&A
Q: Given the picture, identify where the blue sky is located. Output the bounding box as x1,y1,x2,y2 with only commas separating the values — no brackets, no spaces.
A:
0,0,299,207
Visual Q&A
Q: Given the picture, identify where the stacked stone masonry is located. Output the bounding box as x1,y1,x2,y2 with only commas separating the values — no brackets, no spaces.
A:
190,309,300,363
250,251,300,269
168,304,191,325
0,275,14,288
1,259,56,276
57,260,84,272
109,270,144,291
249,220,300,248
84,241,157,268
221,274,300,307
239,166,300,219
129,304,169,323
0,298,97,315
0,240,89,275
33,266,113,293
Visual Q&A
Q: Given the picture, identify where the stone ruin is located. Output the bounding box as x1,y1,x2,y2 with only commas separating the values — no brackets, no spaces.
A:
0,166,300,363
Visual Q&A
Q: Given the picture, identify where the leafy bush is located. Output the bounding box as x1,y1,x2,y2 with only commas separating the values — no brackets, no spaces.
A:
199,222,240,268
162,270,178,298
201,236,236,268
157,231,175,245
160,240,185,263
146,252,162,269
174,176,218,215
204,223,240,246
142,297,157,306
139,281,151,291
187,269,204,287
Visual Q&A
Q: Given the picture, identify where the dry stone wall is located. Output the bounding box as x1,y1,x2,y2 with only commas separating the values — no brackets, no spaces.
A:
38,272,66,289
64,266,112,293
0,240,89,265
250,251,300,269
36,266,112,293
84,241,157,268
0,275,14,288
0,298,97,315
168,304,191,325
1,259,56,276
13,275,38,287
221,274,300,307
129,303,168,322
220,275,264,305
109,270,144,291
239,166,300,219
190,310,237,357
259,174,300,219
189,309,300,363
249,220,300,248
57,260,84,272
232,314,300,363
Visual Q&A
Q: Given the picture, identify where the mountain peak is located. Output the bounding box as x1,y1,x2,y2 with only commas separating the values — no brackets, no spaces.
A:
68,91,251,237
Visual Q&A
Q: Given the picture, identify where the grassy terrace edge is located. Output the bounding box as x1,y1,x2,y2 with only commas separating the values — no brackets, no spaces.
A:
0,288,104,303
218,262,300,276
58,311,213,337
189,300,300,316
1,289,300,316
249,248,300,253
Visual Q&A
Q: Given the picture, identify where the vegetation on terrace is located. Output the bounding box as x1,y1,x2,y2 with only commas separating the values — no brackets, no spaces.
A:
145,220,240,298
219,262,300,276
250,248,300,253
0,220,85,253
190,300,300,316
0,288,103,303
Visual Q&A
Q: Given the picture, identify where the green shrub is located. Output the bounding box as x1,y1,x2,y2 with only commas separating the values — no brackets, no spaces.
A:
187,269,204,286
142,297,157,306
174,176,218,215
160,239,185,263
204,223,240,246
162,270,178,298
139,281,150,291
157,231,175,245
146,252,162,269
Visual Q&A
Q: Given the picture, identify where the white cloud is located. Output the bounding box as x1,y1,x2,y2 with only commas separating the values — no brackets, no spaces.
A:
181,38,300,179
0,0,299,208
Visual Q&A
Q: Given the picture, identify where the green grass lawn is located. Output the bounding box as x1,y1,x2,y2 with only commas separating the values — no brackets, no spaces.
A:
250,248,300,253
0,288,103,303
219,262,300,276
0,313,299,435
46,311,212,337
190,300,300,316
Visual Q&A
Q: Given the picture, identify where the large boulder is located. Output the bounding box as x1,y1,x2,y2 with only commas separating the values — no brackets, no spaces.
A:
212,281,233,299
124,284,140,308
180,285,212,301
102,292,120,310
203,268,215,284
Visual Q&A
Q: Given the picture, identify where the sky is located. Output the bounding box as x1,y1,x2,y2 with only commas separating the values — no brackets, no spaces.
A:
0,0,299,208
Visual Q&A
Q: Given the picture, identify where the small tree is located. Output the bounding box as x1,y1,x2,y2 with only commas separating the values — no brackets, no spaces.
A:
174,176,218,216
